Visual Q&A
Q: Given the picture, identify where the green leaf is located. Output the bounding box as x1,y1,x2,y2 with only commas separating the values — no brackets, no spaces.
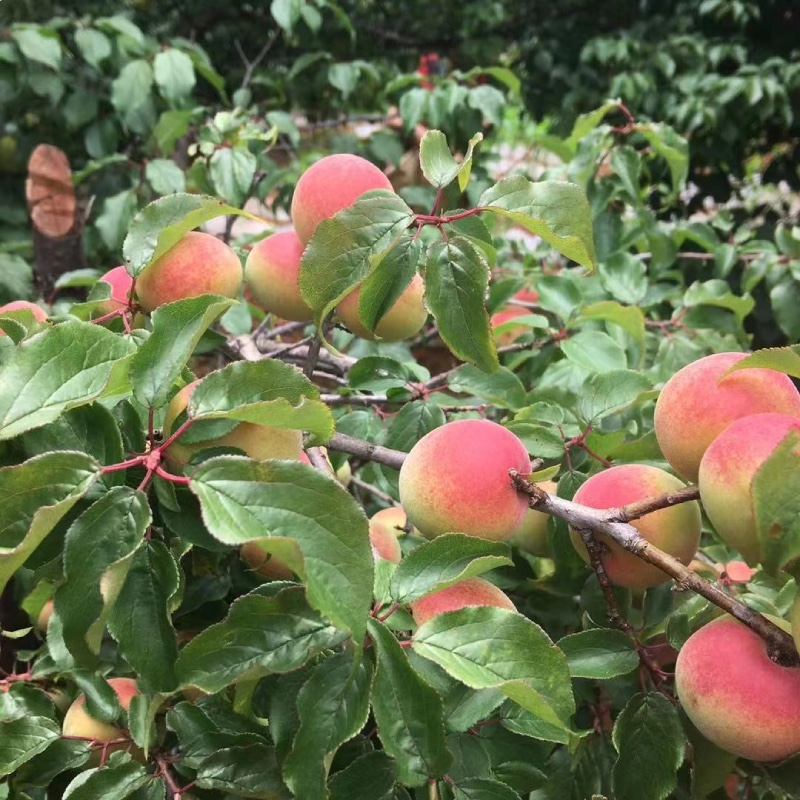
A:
153,48,196,103
447,365,526,410
398,87,430,131
561,330,627,373
577,369,651,423
0,452,99,594
111,59,153,115
176,586,348,693
357,236,421,335
54,487,150,666
638,123,689,190
504,422,564,460
419,130,483,191
598,253,647,305
478,177,596,269
108,541,180,692
382,400,445,492
452,777,520,800
368,619,451,785
74,28,111,68
271,0,303,32
127,693,164,757
425,236,498,373
283,651,374,800
190,458,373,642
684,280,754,326
0,322,136,441
566,99,620,152
209,147,258,207
413,607,575,744
61,754,150,800
122,193,259,277
771,279,800,341
391,534,513,603
152,109,195,156
725,345,800,380
188,359,335,441
557,629,639,679
299,192,415,334
535,275,582,321
752,430,800,575
145,158,186,195
11,738,90,787
328,751,397,800
609,146,642,205
0,715,61,777
11,27,61,69
611,693,685,800
195,741,292,798
578,301,646,355
130,295,236,409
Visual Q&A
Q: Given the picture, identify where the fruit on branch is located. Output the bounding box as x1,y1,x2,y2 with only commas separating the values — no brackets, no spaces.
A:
510,479,557,556
244,229,314,322
35,599,53,633
675,615,800,761
410,577,516,626
368,514,403,564
241,540,295,581
491,305,530,347
0,300,47,333
654,352,800,482
134,231,242,313
62,677,141,763
369,507,420,541
569,464,702,589
698,412,800,565
513,287,539,304
163,380,302,471
291,153,394,245
336,273,427,342
399,419,531,541
93,266,134,317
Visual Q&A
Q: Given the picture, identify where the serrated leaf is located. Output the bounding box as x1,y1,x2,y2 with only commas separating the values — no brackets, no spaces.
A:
598,253,647,305
723,345,800,380
558,629,639,679
127,693,164,757
328,750,397,800
209,147,258,207
0,322,136,441
577,369,651,423
578,301,646,355
638,123,689,191
190,457,373,642
478,177,595,269
368,619,451,785
391,535,513,603
452,777,520,800
412,607,575,744
425,236,498,373
504,422,564,459
684,280,754,325
111,59,153,114
419,130,483,191
153,48,196,103
130,295,236,409
561,331,627,373
447,365,526,410
176,586,348,693
611,693,685,800
54,487,150,666
283,652,374,799
11,737,90,787
0,715,61,777
108,541,179,692
195,741,292,798
299,192,415,336
61,754,150,800
145,158,186,195
123,194,259,277
566,100,619,151
0,452,99,594
188,359,334,441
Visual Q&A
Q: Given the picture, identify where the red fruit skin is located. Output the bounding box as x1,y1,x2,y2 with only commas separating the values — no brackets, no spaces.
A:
398,419,531,541
410,577,516,626
491,305,530,347
94,266,134,317
675,616,800,761
0,300,47,333
654,352,800,482
699,412,800,564
290,154,393,246
570,464,702,589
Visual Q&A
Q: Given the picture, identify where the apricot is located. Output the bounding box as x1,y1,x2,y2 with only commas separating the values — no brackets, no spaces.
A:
654,352,800,482
675,615,800,761
336,273,427,342
513,287,539,304
369,507,419,540
244,229,313,322
367,512,403,565
94,266,133,317
0,300,47,333
410,577,516,626
398,419,531,541
510,480,557,556
35,599,53,633
491,305,529,347
134,231,242,313
241,539,295,581
569,464,701,589
62,677,140,762
291,153,394,246
698,412,800,565
163,380,302,471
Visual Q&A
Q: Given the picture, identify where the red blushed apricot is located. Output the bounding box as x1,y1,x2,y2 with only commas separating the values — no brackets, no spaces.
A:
291,153,394,245
241,540,295,581
244,229,313,322
163,381,302,472
654,352,800,482
675,616,800,761
513,287,539,304
337,274,427,342
510,480,557,556
94,266,134,317
0,300,47,333
369,507,420,540
369,523,402,564
491,305,530,347
398,419,531,542
698,412,800,565
410,577,516,626
135,231,242,313
569,464,702,589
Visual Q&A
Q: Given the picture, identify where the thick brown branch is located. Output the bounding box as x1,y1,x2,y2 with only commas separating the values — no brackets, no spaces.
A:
328,433,407,471
510,471,800,667
306,446,335,478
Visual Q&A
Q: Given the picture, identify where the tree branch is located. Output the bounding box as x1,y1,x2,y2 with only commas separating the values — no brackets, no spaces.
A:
327,433,407,471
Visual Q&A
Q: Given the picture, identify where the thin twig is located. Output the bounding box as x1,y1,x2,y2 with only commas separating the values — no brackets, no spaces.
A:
612,486,701,524
328,433,407,471
350,475,398,506
306,446,335,478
